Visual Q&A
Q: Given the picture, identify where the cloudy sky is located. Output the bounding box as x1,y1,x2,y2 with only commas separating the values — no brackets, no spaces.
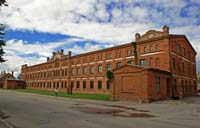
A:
0,0,200,76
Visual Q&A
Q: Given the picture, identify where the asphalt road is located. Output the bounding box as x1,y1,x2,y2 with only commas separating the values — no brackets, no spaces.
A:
0,89,200,128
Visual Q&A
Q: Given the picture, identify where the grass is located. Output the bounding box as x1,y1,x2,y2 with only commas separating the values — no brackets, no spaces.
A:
5,89,110,101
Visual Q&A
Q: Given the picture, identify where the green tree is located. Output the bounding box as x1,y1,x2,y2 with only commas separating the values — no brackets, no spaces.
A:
0,0,7,63
198,72,200,84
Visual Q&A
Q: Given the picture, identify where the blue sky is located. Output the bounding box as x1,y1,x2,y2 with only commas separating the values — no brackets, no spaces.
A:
0,0,200,76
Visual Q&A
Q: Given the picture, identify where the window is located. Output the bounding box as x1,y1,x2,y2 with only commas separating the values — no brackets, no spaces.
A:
149,58,153,67
77,68,80,75
107,64,112,71
98,65,102,73
90,66,94,74
71,81,74,88
98,80,102,89
156,77,160,94
65,69,68,76
83,81,86,89
76,81,80,88
127,60,133,65
83,67,87,74
98,54,102,61
116,51,122,58
140,59,147,66
116,62,122,68
156,44,159,51
72,68,75,75
90,81,94,89
174,79,177,92
176,44,180,53
183,47,186,56
90,56,94,62
144,47,147,53
106,81,110,89
155,58,160,68
106,53,112,60
150,45,153,52
182,62,184,73
172,58,176,70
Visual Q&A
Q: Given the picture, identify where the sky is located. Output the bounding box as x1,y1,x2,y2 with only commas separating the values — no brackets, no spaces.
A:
0,0,200,77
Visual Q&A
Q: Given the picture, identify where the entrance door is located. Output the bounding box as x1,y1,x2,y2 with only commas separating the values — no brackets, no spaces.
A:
166,78,171,98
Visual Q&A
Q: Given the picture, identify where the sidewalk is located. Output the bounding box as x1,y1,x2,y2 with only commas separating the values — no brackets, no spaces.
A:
0,119,10,128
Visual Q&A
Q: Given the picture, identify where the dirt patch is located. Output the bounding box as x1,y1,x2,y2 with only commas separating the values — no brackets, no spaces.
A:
0,111,11,119
73,106,154,118
106,105,150,112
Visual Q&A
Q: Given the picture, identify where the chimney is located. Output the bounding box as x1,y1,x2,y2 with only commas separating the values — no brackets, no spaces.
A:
68,51,71,56
61,49,64,54
11,71,14,76
135,33,141,42
163,25,169,33
3,71,5,75
47,57,49,61
53,52,56,56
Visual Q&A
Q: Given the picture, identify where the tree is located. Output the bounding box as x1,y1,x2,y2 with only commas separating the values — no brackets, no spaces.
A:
0,0,7,63
198,72,200,84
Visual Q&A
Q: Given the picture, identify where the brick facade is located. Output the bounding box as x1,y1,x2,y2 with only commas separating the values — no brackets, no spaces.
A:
21,26,197,99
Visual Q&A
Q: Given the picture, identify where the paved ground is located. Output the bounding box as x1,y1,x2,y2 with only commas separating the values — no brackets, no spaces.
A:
0,89,200,128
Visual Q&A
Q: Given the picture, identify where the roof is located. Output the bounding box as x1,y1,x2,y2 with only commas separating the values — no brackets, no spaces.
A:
113,64,171,75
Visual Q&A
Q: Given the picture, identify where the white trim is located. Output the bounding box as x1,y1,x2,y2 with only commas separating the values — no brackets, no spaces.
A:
89,77,95,79
171,52,195,64
97,77,103,79
125,56,135,59
90,62,95,65
76,64,81,67
140,51,164,57
83,63,88,66
106,59,112,62
172,74,196,80
97,61,103,63
115,58,123,61
82,78,87,80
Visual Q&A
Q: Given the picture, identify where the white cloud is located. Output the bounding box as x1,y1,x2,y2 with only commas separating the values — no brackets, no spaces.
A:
0,0,200,72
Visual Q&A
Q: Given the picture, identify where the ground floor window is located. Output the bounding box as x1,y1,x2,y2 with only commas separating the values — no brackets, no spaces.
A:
76,81,80,88
98,80,102,89
83,81,86,89
90,81,94,89
156,77,160,94
106,81,110,89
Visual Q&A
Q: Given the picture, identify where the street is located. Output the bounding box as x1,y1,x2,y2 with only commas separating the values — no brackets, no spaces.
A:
0,89,200,128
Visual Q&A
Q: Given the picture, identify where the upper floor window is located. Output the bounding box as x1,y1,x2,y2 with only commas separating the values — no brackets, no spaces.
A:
107,64,112,71
127,60,133,65
72,68,75,75
90,56,94,62
172,58,176,70
182,47,186,56
97,54,102,61
116,51,122,58
144,47,147,53
98,65,102,73
90,66,94,74
116,62,122,68
83,67,87,74
150,45,153,52
77,68,80,75
140,59,147,66
176,44,180,54
106,53,112,60
156,44,159,51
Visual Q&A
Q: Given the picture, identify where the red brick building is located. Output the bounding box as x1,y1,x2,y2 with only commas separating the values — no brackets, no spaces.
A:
21,26,197,101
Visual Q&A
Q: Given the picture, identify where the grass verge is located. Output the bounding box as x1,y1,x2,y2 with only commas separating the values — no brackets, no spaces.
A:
4,89,110,101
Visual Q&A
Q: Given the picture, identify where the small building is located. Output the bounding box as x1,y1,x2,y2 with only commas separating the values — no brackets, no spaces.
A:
110,65,172,102
3,78,25,89
0,71,25,89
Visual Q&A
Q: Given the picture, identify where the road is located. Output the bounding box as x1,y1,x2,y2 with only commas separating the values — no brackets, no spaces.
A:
0,89,200,128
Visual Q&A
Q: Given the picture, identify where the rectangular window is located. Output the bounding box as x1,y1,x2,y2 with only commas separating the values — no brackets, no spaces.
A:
144,47,147,53
98,54,102,61
90,81,94,89
172,58,176,70
77,68,80,75
83,67,87,74
156,44,159,51
71,81,74,88
150,45,153,52
176,44,180,53
98,65,102,73
149,58,153,67
83,81,86,89
106,81,110,89
72,68,75,75
76,81,80,88
183,47,186,56
90,66,94,74
140,59,147,66
156,77,160,94
116,62,122,68
174,79,177,92
98,80,102,89
155,58,160,68
107,64,112,71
